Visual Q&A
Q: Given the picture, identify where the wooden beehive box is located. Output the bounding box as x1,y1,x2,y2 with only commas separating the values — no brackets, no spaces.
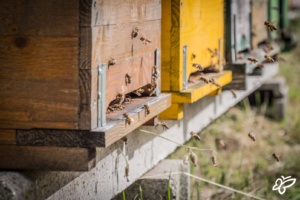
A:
252,0,268,48
160,0,232,120
0,0,171,170
268,0,280,40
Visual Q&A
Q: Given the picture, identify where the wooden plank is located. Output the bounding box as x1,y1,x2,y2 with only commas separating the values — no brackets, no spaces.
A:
159,103,184,120
252,0,268,48
0,130,16,145
223,62,247,90
91,20,161,69
106,52,156,108
17,94,171,148
0,36,79,129
81,0,161,27
171,71,232,103
0,0,79,37
0,146,96,171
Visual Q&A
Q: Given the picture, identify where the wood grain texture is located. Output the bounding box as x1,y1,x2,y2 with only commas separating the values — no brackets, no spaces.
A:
0,0,79,37
0,36,79,129
17,94,171,147
0,130,16,145
0,145,96,171
252,0,268,48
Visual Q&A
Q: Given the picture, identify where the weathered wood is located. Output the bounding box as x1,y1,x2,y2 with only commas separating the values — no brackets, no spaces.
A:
0,146,96,171
0,37,79,130
0,0,79,37
223,62,247,90
252,0,268,48
0,129,16,145
17,94,171,148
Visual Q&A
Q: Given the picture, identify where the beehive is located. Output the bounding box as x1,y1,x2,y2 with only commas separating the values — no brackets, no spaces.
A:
160,0,232,119
252,0,269,48
269,0,280,40
0,0,172,169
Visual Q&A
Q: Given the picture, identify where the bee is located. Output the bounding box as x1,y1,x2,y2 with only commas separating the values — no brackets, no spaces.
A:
132,88,144,96
257,63,264,68
140,36,152,45
108,57,116,67
273,153,280,162
132,27,139,38
192,53,197,59
125,164,130,182
264,21,277,32
192,63,204,71
247,57,258,64
106,106,115,114
143,104,150,115
152,66,160,78
207,48,218,57
264,55,275,62
190,131,202,142
124,95,132,104
211,154,218,167
248,132,256,141
215,139,226,150
199,76,210,84
125,74,131,85
263,44,274,53
155,121,169,130
123,113,134,125
237,52,244,60
116,93,125,105
189,151,198,167
230,89,237,98
210,78,221,88
111,103,125,110
121,136,128,145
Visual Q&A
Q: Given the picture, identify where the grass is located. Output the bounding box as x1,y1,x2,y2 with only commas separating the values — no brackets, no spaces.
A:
168,18,300,200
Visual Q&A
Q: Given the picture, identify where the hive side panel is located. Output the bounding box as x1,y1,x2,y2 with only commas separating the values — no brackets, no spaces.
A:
252,0,268,48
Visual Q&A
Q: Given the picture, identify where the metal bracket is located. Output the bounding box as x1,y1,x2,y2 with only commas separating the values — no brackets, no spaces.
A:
155,48,161,95
183,45,188,90
98,64,106,127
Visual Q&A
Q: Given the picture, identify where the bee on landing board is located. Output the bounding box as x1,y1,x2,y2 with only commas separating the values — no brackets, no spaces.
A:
108,57,116,67
140,36,151,45
143,104,150,115
132,27,139,38
125,74,131,85
247,57,258,64
192,63,204,71
132,88,144,96
264,21,277,31
123,113,134,125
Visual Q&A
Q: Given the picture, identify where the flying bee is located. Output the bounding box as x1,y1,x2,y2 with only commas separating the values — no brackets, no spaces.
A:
108,57,116,67
257,63,264,68
247,57,258,64
123,113,134,125
155,121,169,130
125,74,131,85
210,78,221,88
132,88,144,96
207,48,218,58
192,53,197,59
132,27,139,38
230,89,237,98
143,104,150,115
273,153,280,162
199,76,210,84
211,154,218,167
189,151,198,167
125,164,130,182
215,138,227,150
192,63,204,71
264,21,277,31
264,55,275,62
248,132,256,141
190,131,202,142
121,136,128,145
140,36,152,45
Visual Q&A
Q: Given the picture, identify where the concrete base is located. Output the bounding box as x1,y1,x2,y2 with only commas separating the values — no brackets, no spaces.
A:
113,160,190,200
